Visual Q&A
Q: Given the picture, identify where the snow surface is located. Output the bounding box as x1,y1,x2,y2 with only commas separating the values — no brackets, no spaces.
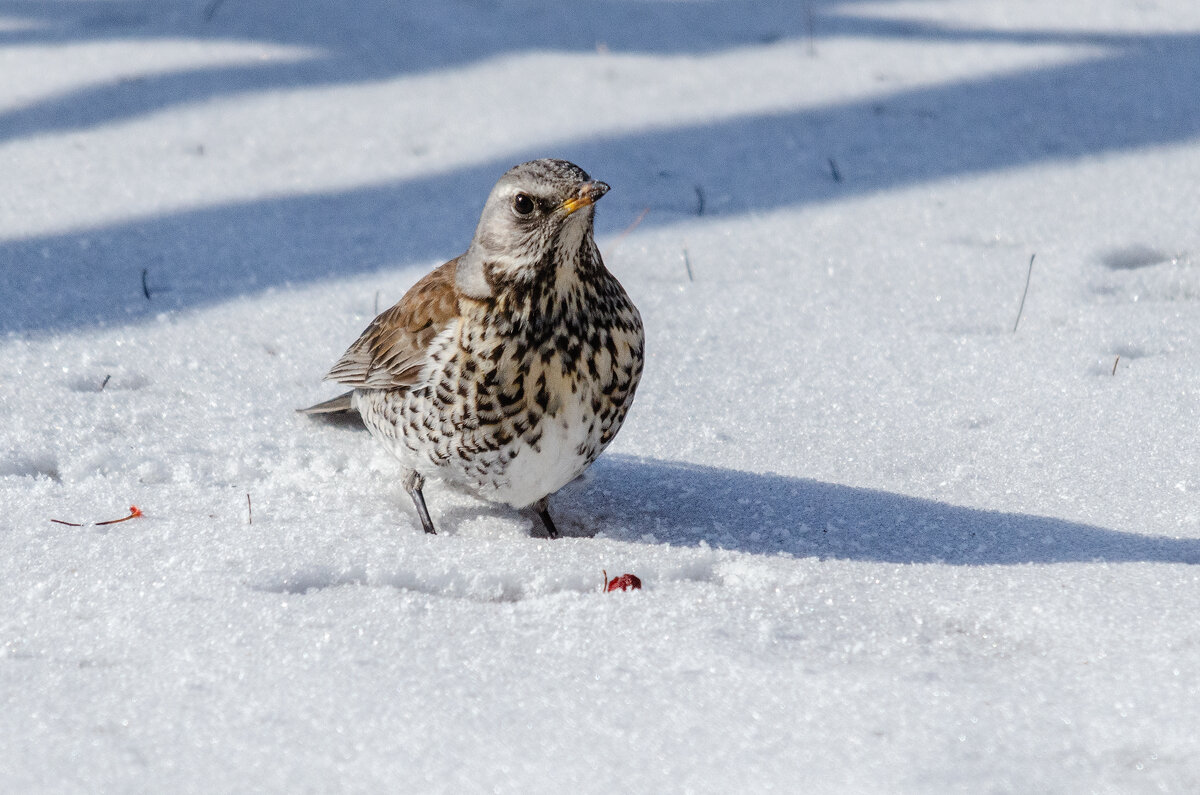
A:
3,0,1200,791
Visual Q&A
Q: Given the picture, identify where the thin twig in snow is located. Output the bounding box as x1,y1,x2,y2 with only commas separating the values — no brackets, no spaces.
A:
203,0,226,21
828,157,842,182
1012,253,1035,333
616,207,650,243
51,506,143,527
805,5,817,56
605,207,649,260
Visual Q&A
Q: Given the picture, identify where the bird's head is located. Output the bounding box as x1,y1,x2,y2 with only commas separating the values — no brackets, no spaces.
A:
457,159,609,299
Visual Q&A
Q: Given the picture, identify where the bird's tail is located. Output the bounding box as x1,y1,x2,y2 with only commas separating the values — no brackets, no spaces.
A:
296,391,356,415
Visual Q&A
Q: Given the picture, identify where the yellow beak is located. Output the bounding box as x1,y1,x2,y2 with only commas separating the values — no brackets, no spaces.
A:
561,180,611,215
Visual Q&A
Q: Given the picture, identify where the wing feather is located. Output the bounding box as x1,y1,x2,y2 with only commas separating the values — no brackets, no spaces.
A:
325,258,461,389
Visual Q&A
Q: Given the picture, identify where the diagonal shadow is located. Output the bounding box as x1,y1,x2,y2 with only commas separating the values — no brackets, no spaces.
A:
4,23,1199,335
0,0,1186,149
0,0,888,145
560,455,1200,565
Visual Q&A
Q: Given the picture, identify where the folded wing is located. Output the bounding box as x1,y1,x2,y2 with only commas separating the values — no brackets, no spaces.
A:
325,258,461,390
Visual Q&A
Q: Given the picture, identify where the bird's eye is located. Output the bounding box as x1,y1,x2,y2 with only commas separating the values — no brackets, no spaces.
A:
512,193,535,216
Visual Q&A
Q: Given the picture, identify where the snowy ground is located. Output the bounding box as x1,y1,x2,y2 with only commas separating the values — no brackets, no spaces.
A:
3,0,1200,791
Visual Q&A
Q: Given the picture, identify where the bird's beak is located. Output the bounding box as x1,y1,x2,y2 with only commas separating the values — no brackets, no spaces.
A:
561,180,610,216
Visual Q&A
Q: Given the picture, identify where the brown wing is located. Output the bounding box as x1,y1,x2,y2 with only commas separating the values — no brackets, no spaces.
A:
325,257,461,389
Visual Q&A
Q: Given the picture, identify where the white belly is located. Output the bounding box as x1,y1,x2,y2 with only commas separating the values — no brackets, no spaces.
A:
353,380,605,509
476,393,601,508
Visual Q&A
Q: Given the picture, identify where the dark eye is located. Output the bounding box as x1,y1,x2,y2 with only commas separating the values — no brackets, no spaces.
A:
512,193,535,216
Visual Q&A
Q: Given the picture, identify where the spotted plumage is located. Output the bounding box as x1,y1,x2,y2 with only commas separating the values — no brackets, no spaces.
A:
301,159,644,537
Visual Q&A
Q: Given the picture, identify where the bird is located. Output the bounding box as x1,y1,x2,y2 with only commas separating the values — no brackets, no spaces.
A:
300,159,644,538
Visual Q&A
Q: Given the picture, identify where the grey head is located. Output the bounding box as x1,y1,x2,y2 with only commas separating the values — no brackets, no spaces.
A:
456,159,610,299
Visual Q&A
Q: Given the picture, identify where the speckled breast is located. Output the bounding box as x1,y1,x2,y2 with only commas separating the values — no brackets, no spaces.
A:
364,284,644,508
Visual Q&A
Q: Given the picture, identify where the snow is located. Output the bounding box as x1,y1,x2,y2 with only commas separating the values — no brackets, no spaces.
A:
3,0,1200,791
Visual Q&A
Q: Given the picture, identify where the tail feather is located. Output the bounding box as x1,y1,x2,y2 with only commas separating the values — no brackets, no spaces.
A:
297,390,356,415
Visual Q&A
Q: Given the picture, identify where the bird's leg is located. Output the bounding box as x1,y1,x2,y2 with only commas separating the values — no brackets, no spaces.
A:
403,470,437,535
533,496,559,539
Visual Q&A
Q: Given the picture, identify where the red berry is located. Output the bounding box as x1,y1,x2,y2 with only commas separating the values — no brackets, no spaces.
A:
605,573,642,592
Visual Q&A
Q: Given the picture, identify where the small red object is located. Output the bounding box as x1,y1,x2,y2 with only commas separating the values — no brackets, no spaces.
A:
52,505,145,527
604,571,642,592
96,505,143,525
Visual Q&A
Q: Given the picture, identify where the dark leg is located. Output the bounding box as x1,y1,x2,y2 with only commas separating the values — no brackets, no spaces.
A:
533,496,559,539
403,470,437,535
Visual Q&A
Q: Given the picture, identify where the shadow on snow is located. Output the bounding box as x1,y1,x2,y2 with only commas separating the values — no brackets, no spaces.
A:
2,3,1200,334
558,454,1200,566
0,0,899,145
